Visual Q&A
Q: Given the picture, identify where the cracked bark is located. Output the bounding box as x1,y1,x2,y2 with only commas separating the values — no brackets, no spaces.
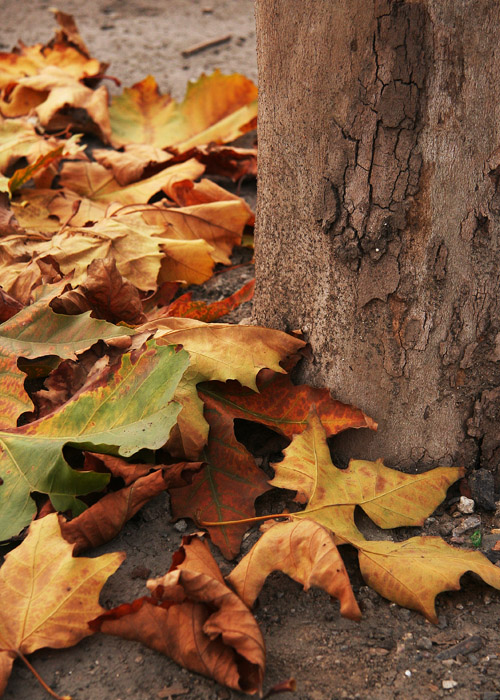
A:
253,0,500,479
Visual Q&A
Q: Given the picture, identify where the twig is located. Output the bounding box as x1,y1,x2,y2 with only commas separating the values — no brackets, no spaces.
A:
181,34,232,58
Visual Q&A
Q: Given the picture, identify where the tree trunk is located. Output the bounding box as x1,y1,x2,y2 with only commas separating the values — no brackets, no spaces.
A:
253,0,500,481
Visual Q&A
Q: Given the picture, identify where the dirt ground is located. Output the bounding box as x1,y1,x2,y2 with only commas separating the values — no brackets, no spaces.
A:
2,2,500,700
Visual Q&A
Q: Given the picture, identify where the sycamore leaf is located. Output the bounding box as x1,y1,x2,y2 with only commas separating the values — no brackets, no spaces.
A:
159,238,216,286
93,144,173,186
51,257,147,325
0,286,135,428
8,133,84,194
13,188,110,229
0,513,124,696
140,199,250,265
169,400,270,559
140,317,306,390
140,319,305,460
227,519,361,620
0,341,189,540
92,534,265,694
164,176,253,210
358,536,500,623
162,279,255,322
272,411,463,544
109,72,258,152
199,369,375,443
60,459,202,554
177,145,257,183
0,118,60,174
59,158,205,206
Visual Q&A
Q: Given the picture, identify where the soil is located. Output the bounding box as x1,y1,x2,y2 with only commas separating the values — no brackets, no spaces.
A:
2,2,500,700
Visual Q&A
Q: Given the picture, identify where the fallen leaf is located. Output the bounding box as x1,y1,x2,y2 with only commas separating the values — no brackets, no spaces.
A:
0,118,60,174
0,284,135,428
270,410,463,543
199,369,376,443
60,461,202,554
92,534,265,694
51,257,147,324
358,536,500,622
162,279,255,322
93,144,173,186
0,340,189,539
169,400,270,559
0,513,124,696
228,519,361,619
109,72,257,152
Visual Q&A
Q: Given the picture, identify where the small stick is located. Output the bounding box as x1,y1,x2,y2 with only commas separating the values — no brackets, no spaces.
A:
181,34,232,58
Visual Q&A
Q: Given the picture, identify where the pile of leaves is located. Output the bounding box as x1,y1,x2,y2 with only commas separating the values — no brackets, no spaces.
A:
1,11,500,700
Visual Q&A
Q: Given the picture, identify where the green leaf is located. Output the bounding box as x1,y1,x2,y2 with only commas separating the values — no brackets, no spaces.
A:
0,341,189,540
0,285,136,429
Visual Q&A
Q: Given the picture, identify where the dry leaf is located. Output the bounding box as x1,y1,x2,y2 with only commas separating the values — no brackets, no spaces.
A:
0,513,124,696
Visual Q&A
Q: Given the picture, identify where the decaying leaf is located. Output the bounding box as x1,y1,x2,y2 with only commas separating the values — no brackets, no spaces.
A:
0,341,189,539
358,536,500,623
228,519,361,620
0,513,124,696
270,410,463,543
0,284,135,429
161,279,255,322
109,72,257,152
169,400,270,559
91,534,265,694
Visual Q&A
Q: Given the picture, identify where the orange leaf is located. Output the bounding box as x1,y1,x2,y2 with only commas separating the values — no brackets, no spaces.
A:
92,535,265,694
163,279,255,322
228,519,361,620
169,400,270,559
60,462,202,554
0,513,124,696
109,71,257,152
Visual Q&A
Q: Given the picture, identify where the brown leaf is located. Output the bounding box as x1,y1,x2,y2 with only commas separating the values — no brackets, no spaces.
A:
227,519,361,620
0,193,24,236
93,144,173,186
0,513,124,696
52,257,147,324
60,462,202,554
0,288,23,323
92,535,265,694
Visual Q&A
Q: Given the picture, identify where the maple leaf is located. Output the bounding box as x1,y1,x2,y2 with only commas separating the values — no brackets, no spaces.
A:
91,534,265,694
51,257,147,325
227,519,361,620
0,118,61,174
0,340,189,540
60,455,203,554
0,284,135,429
161,279,255,322
139,318,305,460
169,399,270,559
109,72,257,152
198,369,375,446
270,411,463,542
0,513,124,697
358,536,500,622
93,144,173,186
59,158,205,207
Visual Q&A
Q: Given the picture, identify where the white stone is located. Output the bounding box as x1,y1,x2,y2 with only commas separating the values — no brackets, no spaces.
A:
442,680,458,689
458,496,475,513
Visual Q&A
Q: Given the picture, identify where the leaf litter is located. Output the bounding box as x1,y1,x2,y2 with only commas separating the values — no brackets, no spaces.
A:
0,10,499,700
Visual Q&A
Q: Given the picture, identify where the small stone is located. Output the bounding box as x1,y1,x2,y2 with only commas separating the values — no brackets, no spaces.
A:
404,670,412,677
458,496,475,514
481,693,500,700
437,615,448,629
134,655,144,665
452,515,481,537
416,637,433,651
468,654,479,665
470,470,496,511
399,608,411,621
442,679,458,689
173,519,188,533
130,565,151,580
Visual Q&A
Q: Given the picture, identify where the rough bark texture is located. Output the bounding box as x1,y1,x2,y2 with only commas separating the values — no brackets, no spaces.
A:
253,0,500,479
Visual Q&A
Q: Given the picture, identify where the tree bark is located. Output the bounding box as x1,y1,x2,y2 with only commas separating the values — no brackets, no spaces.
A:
253,0,500,479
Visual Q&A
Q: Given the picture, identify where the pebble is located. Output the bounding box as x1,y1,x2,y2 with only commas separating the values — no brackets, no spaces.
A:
442,679,458,689
481,693,500,700
470,470,496,511
416,637,433,650
173,519,188,532
452,515,481,537
458,496,475,514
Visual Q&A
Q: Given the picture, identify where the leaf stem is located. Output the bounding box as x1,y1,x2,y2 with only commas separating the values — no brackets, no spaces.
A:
17,650,72,700
199,513,289,527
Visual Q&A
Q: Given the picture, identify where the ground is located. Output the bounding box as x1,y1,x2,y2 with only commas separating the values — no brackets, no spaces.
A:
1,2,500,700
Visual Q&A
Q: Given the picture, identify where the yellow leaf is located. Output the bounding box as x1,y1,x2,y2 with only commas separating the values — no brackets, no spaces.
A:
0,513,124,695
358,536,500,622
109,71,257,151
228,519,361,620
